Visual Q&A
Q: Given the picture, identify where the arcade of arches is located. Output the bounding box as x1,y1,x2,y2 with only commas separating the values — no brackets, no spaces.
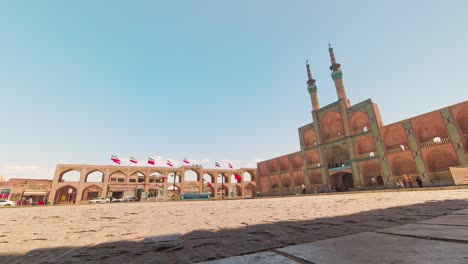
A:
50,165,256,204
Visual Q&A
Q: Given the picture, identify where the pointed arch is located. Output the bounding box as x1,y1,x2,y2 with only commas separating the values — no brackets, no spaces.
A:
244,183,256,197
184,169,199,182
109,171,127,183
302,129,317,147
54,185,77,204
85,170,104,183
349,111,370,134
425,148,460,173
217,173,228,184
59,170,81,182
149,171,166,183
82,185,101,201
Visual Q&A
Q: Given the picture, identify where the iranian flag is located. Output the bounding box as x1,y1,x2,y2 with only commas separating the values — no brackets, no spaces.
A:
111,155,121,164
166,160,173,167
148,157,155,165
228,163,233,169
130,157,138,163
183,158,190,164
215,162,220,168
234,174,242,182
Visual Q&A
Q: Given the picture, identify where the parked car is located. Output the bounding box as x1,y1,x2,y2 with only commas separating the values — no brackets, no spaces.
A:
89,197,111,204
0,200,17,207
111,197,124,202
123,196,138,202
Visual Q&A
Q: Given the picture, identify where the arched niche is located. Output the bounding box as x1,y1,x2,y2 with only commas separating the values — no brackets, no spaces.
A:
293,172,305,186
349,111,370,134
354,136,377,156
279,156,289,171
85,170,104,183
413,117,448,143
320,111,344,141
59,170,81,182
455,108,468,134
382,125,407,149
268,160,278,173
244,183,256,197
305,150,320,166
292,154,303,169
361,162,382,186
280,173,291,187
391,156,417,176
302,129,317,147
258,162,268,176
425,149,460,173
308,172,322,185
326,146,350,167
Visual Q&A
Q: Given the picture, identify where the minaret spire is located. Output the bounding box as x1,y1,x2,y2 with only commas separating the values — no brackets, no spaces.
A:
328,44,350,108
306,60,320,111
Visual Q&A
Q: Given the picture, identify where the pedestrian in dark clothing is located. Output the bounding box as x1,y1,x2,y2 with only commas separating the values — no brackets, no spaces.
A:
416,176,423,188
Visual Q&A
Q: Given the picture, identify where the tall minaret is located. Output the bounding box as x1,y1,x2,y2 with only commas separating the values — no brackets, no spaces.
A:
328,44,350,108
306,60,320,111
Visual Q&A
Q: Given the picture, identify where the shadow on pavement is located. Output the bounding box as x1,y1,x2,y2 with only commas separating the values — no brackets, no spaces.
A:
2,198,467,264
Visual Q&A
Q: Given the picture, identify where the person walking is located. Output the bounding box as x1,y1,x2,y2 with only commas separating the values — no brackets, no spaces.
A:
402,176,408,188
416,176,423,188
28,197,33,206
408,176,414,188
302,184,306,194
370,176,377,187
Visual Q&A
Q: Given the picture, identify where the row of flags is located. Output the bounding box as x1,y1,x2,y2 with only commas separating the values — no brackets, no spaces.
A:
110,155,236,169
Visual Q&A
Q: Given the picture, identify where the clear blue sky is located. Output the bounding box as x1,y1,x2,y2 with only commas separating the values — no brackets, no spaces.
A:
1,1,467,179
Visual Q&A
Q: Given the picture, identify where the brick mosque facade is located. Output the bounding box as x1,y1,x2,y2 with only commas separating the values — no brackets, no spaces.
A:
256,46,468,195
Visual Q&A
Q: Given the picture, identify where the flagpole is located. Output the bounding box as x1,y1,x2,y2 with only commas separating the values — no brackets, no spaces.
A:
221,172,224,199
173,171,177,199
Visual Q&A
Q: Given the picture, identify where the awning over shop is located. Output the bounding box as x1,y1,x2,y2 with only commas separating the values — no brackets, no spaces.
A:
23,191,47,196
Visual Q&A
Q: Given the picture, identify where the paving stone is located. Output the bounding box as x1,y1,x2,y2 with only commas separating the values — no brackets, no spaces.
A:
195,252,299,264
419,214,468,226
143,233,183,252
378,223,468,242
278,232,468,264
452,209,468,215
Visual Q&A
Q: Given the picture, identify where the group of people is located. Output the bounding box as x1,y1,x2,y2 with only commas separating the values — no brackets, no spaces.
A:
18,196,46,206
395,175,423,188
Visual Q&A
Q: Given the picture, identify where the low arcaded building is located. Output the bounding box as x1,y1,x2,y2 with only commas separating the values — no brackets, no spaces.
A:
0,178,52,204
48,164,256,205
257,46,468,195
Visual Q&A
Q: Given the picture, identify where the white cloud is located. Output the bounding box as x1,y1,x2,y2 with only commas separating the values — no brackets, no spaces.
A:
0,165,55,180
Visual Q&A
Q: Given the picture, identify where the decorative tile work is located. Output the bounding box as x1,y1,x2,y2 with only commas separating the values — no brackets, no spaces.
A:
402,120,428,179
366,104,392,184
441,108,468,166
